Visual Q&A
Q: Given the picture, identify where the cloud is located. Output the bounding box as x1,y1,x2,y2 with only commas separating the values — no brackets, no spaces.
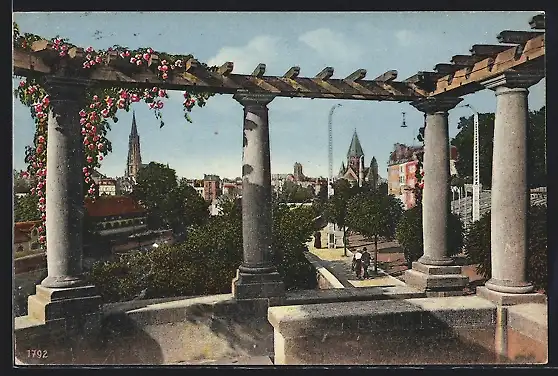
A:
298,28,363,64
207,35,281,75
394,29,421,47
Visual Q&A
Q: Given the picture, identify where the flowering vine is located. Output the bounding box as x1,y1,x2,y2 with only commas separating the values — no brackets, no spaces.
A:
13,22,216,249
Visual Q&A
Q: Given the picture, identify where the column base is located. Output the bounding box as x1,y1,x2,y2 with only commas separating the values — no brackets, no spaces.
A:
484,278,534,294
403,262,469,297
27,284,102,325
418,255,454,266
476,286,546,306
232,268,285,300
41,275,86,289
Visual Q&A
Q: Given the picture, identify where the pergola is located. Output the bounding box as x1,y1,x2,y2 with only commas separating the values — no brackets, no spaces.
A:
13,13,546,327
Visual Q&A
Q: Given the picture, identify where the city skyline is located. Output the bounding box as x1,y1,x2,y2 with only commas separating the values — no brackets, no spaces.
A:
12,11,545,180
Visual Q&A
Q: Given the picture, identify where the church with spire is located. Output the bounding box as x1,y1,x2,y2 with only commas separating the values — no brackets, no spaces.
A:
337,129,380,188
125,110,143,182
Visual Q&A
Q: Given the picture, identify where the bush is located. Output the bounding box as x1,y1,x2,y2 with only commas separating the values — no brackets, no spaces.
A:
396,205,464,268
86,201,318,303
464,204,547,291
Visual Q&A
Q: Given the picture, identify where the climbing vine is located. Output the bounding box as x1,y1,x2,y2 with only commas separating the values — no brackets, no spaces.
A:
13,22,216,248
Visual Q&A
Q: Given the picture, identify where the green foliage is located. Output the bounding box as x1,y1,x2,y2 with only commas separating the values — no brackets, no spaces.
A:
347,192,403,242
396,205,464,268
86,199,318,303
464,205,548,291
450,107,546,189
132,163,209,233
278,180,314,203
14,193,40,222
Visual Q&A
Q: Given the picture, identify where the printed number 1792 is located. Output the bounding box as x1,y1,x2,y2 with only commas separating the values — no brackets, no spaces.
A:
27,349,48,359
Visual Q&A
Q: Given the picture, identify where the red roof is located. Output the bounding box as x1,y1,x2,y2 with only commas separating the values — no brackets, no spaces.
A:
14,227,31,243
15,221,41,233
84,196,146,218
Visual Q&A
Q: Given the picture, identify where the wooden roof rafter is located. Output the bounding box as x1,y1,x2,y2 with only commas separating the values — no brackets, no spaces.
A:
13,39,425,102
422,15,545,97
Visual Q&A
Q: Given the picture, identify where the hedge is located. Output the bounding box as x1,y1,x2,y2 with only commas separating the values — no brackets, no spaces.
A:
464,204,547,291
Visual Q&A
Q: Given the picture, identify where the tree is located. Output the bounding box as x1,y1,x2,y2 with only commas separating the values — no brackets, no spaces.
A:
13,169,33,194
278,180,314,203
347,192,404,273
176,178,210,228
14,193,40,222
450,106,546,189
132,162,182,232
396,205,464,268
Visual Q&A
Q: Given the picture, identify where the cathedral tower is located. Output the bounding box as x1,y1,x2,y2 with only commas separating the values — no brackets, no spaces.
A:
125,110,142,180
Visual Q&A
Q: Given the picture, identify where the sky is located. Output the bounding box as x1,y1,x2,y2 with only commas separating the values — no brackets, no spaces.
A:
12,11,546,180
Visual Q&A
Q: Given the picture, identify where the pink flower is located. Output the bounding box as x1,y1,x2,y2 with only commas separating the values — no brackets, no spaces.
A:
131,94,140,102
88,144,95,150
152,86,158,92
130,57,137,64
149,102,155,109
86,122,92,129
86,46,94,53
87,156,93,163
162,72,168,79
80,118,87,125
120,91,128,99
39,235,46,243
61,44,68,51
157,101,164,109
161,65,168,72
88,188,94,195
158,89,166,97
136,60,142,66
90,104,96,109
95,56,102,63
86,54,92,60
101,109,109,117
147,48,153,54
39,197,45,204
174,59,183,67
99,155,104,161
59,51,66,57
93,135,100,142
37,136,45,144
124,50,130,57
85,177,91,183
83,62,90,69
81,129,87,135
93,95,99,101
84,139,90,145
143,53,150,61
19,81,25,87
161,60,167,65
97,143,104,151
117,99,126,109
79,110,86,117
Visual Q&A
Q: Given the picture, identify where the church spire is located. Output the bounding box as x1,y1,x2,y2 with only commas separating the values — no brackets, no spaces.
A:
347,129,364,159
126,110,142,180
130,110,138,139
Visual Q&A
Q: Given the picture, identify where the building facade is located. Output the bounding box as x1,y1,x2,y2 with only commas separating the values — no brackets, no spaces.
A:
387,143,458,209
203,174,222,202
98,178,117,196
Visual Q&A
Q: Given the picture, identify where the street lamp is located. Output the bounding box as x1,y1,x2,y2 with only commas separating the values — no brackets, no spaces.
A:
457,104,481,223
327,103,342,251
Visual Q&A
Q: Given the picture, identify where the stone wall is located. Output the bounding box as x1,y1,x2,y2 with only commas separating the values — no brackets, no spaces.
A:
14,254,47,317
268,296,547,365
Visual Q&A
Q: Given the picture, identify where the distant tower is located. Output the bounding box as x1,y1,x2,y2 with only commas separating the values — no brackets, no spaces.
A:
293,162,304,181
368,156,379,189
347,129,365,171
126,110,142,180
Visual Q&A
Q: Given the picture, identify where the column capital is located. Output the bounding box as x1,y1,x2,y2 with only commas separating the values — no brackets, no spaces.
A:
41,76,91,103
411,96,463,114
482,69,544,91
233,90,276,107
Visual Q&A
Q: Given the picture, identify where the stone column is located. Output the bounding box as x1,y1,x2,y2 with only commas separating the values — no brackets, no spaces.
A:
403,97,469,296
477,70,546,305
26,76,102,326
231,90,285,300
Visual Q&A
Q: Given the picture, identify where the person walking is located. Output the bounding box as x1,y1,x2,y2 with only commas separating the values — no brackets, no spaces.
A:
361,247,371,278
352,249,363,279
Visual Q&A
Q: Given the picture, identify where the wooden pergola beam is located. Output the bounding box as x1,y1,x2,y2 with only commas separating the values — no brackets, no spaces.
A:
12,48,424,102
434,63,471,75
497,30,545,45
430,34,545,97
283,66,300,79
470,44,513,57
529,13,545,29
450,55,485,66
345,69,367,81
374,70,397,82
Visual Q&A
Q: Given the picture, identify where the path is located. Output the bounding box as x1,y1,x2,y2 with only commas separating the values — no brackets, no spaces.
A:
307,227,486,294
